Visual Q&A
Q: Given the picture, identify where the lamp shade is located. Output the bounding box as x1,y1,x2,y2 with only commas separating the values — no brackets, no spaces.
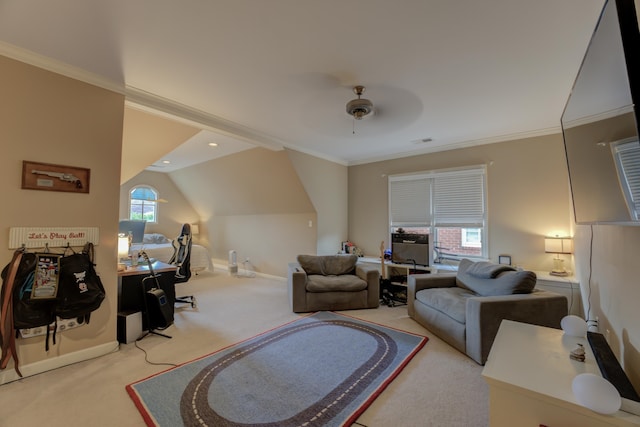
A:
190,224,199,235
561,315,587,337
117,233,129,260
545,237,574,254
572,373,621,414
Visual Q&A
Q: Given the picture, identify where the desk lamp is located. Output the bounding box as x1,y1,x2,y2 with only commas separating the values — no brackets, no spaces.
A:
117,233,129,271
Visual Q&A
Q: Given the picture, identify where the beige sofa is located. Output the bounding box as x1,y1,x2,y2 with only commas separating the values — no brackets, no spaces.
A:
408,259,568,364
288,254,380,313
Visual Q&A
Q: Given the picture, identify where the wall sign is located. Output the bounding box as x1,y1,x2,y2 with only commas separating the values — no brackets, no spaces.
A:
8,227,100,249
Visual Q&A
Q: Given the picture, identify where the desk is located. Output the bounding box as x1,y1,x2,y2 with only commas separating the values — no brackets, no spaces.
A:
482,320,640,426
117,261,176,330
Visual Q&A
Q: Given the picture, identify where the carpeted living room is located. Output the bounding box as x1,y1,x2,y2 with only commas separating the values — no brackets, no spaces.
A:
1,1,640,426
0,270,488,426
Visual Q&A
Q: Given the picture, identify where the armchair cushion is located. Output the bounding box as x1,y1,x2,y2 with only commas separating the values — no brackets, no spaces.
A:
297,254,358,276
306,274,368,292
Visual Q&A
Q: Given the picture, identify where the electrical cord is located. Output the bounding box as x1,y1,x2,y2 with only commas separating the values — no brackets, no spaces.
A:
584,224,597,331
134,340,178,368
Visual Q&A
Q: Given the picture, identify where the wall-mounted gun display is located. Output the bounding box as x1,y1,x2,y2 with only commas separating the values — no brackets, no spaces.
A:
22,161,90,194
31,169,83,189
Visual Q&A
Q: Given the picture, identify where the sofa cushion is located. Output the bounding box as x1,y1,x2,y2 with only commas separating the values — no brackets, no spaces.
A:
415,287,475,324
305,274,367,292
465,260,515,278
456,258,536,296
297,254,358,276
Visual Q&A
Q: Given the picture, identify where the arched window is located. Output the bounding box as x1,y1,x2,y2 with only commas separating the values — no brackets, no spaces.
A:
129,185,160,223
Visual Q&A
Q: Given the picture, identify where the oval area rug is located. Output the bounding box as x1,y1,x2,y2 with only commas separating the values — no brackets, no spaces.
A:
126,311,428,427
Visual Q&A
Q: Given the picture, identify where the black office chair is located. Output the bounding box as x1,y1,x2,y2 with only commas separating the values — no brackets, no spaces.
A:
169,224,196,308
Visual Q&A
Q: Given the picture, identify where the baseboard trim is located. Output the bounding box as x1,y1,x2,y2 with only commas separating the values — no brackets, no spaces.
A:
212,263,285,281
0,340,119,385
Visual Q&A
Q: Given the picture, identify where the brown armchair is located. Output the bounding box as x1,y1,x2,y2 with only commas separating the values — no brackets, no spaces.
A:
287,254,380,313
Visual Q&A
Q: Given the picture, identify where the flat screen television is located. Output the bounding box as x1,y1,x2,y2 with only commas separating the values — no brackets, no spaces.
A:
561,0,640,224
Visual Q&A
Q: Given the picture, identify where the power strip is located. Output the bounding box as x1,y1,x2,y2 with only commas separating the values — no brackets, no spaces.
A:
19,317,86,338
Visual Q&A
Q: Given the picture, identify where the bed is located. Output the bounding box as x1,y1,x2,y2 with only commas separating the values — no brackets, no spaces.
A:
130,233,214,274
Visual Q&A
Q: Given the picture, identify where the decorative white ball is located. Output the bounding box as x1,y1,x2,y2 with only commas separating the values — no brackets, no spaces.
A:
572,373,621,414
561,315,588,337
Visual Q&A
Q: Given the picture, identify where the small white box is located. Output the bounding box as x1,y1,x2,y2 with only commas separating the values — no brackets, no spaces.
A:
117,311,142,344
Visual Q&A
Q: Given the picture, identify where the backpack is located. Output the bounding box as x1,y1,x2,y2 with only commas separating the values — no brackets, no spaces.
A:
56,242,105,324
1,250,57,376
3,251,57,331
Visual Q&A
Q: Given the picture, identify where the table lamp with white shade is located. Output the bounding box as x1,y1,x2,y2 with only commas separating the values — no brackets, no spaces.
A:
545,236,573,276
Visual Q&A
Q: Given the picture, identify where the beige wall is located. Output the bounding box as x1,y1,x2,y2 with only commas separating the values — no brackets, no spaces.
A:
169,147,317,276
349,134,573,271
119,170,200,239
0,56,124,378
286,149,348,255
575,225,640,389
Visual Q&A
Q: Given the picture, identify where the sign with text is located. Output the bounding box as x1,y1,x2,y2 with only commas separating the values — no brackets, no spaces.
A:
8,227,100,249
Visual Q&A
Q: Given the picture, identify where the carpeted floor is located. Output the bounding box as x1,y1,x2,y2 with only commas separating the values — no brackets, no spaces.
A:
0,270,489,427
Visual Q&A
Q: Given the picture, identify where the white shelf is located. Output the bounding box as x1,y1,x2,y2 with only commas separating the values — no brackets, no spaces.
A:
534,271,583,317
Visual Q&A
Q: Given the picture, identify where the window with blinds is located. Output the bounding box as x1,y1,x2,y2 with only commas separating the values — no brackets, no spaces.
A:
612,138,640,220
389,166,487,261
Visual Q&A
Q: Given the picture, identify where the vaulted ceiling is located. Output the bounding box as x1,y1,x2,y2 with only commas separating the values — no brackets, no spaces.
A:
0,0,605,169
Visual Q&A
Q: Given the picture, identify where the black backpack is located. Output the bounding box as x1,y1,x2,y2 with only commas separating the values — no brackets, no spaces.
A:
1,250,57,376
56,242,105,324
2,251,57,331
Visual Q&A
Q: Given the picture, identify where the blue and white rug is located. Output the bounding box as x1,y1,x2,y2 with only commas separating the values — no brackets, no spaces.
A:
126,311,428,427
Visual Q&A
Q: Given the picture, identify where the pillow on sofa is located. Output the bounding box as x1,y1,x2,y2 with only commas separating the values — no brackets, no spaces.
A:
456,258,536,296
297,254,358,276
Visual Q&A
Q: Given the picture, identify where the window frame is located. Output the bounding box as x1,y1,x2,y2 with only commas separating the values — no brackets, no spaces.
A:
388,165,488,262
129,185,160,224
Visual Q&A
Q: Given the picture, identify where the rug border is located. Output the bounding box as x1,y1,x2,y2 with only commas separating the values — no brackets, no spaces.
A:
125,311,428,427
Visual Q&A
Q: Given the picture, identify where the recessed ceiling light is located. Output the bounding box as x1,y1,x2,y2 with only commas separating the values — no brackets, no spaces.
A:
208,142,218,147
162,160,171,164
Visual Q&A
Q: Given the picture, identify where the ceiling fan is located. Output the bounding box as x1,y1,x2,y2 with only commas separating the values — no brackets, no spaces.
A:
346,85,374,120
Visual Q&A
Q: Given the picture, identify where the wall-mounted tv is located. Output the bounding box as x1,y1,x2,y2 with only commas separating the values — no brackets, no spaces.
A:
561,0,640,224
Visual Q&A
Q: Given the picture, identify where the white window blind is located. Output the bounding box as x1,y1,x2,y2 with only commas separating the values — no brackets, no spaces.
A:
389,166,486,228
433,168,485,227
389,177,431,226
612,139,640,220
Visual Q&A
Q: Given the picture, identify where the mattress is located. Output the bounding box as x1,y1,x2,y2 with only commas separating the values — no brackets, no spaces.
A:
130,242,213,273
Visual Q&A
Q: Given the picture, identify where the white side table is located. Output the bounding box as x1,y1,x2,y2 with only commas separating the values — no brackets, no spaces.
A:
535,271,583,318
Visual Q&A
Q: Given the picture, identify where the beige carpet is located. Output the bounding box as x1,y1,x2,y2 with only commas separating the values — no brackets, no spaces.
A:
0,270,488,427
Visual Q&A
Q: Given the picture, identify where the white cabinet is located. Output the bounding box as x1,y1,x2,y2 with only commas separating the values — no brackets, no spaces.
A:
535,271,583,318
482,320,640,427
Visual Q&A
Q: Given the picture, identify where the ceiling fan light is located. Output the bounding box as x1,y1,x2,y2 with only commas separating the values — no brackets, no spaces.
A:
346,98,373,120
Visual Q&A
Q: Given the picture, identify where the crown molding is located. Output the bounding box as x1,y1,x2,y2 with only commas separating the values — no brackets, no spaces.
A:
124,88,285,152
348,126,561,166
0,41,125,94
0,42,285,152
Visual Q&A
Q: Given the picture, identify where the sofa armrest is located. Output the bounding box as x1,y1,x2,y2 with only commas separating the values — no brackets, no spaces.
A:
288,262,308,312
356,263,380,307
465,290,568,364
407,273,457,317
